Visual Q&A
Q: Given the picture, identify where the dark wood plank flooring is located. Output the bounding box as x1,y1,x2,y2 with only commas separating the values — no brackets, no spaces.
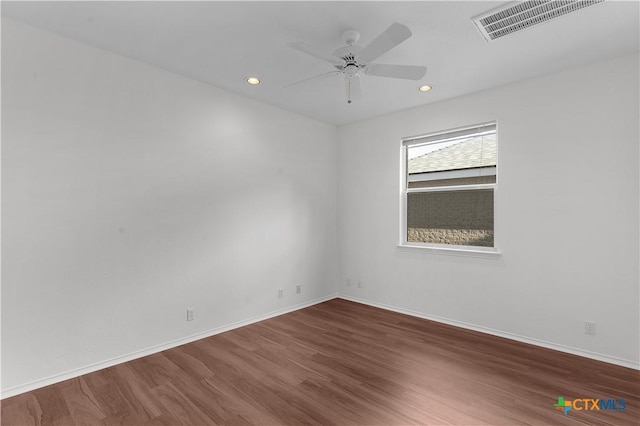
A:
2,299,639,425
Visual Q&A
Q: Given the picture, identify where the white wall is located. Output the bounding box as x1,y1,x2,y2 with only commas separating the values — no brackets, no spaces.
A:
1,19,338,394
337,54,639,367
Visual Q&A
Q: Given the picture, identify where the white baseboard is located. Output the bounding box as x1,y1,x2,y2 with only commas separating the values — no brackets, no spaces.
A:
338,295,640,371
1,294,338,399
4,292,636,399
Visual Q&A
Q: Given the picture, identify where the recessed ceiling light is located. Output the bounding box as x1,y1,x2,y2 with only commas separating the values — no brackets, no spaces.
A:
418,85,432,92
246,77,261,85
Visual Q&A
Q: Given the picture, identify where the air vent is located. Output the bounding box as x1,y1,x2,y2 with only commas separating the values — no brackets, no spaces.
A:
472,0,605,42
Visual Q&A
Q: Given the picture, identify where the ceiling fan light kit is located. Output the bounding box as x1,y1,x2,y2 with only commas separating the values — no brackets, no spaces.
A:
287,23,427,104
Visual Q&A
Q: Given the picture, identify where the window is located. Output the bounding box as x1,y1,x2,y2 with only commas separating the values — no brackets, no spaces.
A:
401,123,497,251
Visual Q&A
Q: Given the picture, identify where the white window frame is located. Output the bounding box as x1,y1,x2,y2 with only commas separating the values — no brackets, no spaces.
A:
398,122,501,258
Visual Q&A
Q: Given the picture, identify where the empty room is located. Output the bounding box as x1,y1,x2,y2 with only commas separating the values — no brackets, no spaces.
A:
1,1,639,425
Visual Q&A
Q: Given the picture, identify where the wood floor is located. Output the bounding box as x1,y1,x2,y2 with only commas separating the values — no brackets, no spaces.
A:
2,299,639,425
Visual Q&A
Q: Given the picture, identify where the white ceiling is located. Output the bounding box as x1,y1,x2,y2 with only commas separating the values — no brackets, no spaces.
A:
2,1,639,126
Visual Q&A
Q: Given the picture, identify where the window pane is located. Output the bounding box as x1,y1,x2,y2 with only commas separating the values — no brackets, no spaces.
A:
407,189,494,247
407,133,496,189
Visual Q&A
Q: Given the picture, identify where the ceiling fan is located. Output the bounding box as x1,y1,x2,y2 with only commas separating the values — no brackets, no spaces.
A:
286,23,427,104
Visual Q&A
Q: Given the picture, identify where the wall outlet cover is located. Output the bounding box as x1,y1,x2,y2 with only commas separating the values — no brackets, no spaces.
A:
584,321,596,335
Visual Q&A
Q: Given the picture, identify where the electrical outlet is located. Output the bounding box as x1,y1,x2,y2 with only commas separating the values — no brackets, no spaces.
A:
346,279,351,287
296,285,301,294
584,321,596,335
187,308,195,321
357,280,363,288
278,289,284,299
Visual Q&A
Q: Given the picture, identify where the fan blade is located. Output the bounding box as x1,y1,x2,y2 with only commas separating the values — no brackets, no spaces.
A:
344,75,361,104
284,71,341,88
288,42,342,66
366,64,427,80
357,23,412,63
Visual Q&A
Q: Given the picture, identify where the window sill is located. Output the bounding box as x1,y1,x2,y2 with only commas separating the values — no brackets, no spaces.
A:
397,244,502,259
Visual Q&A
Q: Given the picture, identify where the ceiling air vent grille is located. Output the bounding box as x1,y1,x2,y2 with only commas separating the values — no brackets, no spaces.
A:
473,0,605,42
